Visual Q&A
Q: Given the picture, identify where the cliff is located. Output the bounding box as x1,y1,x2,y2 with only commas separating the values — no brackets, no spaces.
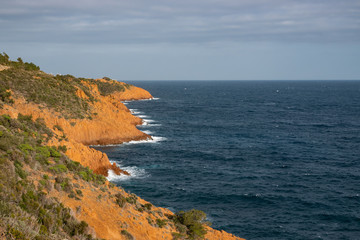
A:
0,55,244,240
0,70,152,176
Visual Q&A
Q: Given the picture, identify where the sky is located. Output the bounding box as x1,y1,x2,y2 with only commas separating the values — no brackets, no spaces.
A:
1,0,360,80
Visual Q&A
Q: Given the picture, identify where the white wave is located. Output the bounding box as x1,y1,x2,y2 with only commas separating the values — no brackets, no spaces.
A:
138,97,160,101
143,119,155,123
123,136,166,145
137,115,150,118
107,166,147,181
140,123,162,127
90,143,122,147
142,130,154,135
129,109,143,115
141,119,157,126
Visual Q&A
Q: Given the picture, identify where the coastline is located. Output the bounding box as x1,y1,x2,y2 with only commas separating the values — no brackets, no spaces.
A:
0,67,244,239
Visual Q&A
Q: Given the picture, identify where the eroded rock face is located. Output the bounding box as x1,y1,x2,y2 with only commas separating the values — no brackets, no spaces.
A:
67,83,153,146
1,77,245,240
39,165,245,240
0,80,153,177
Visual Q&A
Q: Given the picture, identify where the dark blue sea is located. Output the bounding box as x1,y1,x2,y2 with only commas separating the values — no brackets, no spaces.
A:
94,81,360,240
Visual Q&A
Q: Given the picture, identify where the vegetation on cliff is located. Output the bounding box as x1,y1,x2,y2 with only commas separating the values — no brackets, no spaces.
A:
0,53,242,240
0,113,208,239
0,114,101,239
0,52,132,119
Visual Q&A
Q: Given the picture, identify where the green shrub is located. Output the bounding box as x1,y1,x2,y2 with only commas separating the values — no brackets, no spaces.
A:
173,209,208,239
6,225,28,240
35,146,51,165
57,145,67,152
156,218,167,228
19,143,34,155
78,167,106,185
36,146,50,158
15,162,28,179
60,181,73,193
144,203,152,211
121,229,134,240
49,164,67,173
53,125,63,131
48,146,61,158
76,189,83,197
17,113,32,122
126,197,136,204
0,86,14,105
39,179,46,186
172,232,184,240
115,193,126,207
78,170,91,181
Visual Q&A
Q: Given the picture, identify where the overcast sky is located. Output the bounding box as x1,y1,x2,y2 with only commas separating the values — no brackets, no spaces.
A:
1,0,360,80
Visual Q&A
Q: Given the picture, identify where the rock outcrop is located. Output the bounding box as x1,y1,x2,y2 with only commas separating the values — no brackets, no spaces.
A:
0,62,244,239
0,79,152,176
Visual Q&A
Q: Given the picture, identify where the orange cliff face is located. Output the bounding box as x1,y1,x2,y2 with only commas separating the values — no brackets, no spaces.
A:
30,166,244,240
1,76,245,240
0,80,153,176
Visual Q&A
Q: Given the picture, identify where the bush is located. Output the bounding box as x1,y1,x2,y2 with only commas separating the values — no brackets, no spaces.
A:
57,145,67,152
78,167,106,185
144,203,152,211
15,161,28,179
156,218,167,228
19,144,34,155
48,147,61,158
121,229,134,240
36,146,51,158
49,164,68,174
115,193,126,207
17,113,32,122
53,125,63,132
173,209,208,239
0,86,14,104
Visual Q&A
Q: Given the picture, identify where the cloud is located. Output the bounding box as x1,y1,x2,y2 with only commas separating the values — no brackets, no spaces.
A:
0,0,359,44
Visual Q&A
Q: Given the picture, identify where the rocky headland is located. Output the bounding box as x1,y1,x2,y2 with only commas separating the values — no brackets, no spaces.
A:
0,54,244,240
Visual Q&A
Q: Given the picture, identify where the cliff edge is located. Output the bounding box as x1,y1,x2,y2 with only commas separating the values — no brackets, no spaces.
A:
0,54,244,240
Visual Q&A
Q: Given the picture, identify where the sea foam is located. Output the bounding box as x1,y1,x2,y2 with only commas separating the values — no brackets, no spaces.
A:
137,115,150,118
129,109,143,115
123,136,166,145
142,130,154,135
138,97,160,101
107,165,147,181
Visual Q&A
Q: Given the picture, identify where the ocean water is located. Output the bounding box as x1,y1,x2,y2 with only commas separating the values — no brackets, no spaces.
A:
94,81,360,240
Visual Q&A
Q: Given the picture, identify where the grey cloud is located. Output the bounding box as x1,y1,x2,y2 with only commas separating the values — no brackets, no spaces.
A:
0,0,359,44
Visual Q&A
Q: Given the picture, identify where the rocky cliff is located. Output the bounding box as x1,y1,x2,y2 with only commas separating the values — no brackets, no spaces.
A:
0,56,244,240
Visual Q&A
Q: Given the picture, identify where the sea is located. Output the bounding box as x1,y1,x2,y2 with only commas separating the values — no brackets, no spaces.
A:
93,80,360,240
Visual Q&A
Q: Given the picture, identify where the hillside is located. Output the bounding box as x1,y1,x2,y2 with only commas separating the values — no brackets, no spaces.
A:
0,53,244,240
